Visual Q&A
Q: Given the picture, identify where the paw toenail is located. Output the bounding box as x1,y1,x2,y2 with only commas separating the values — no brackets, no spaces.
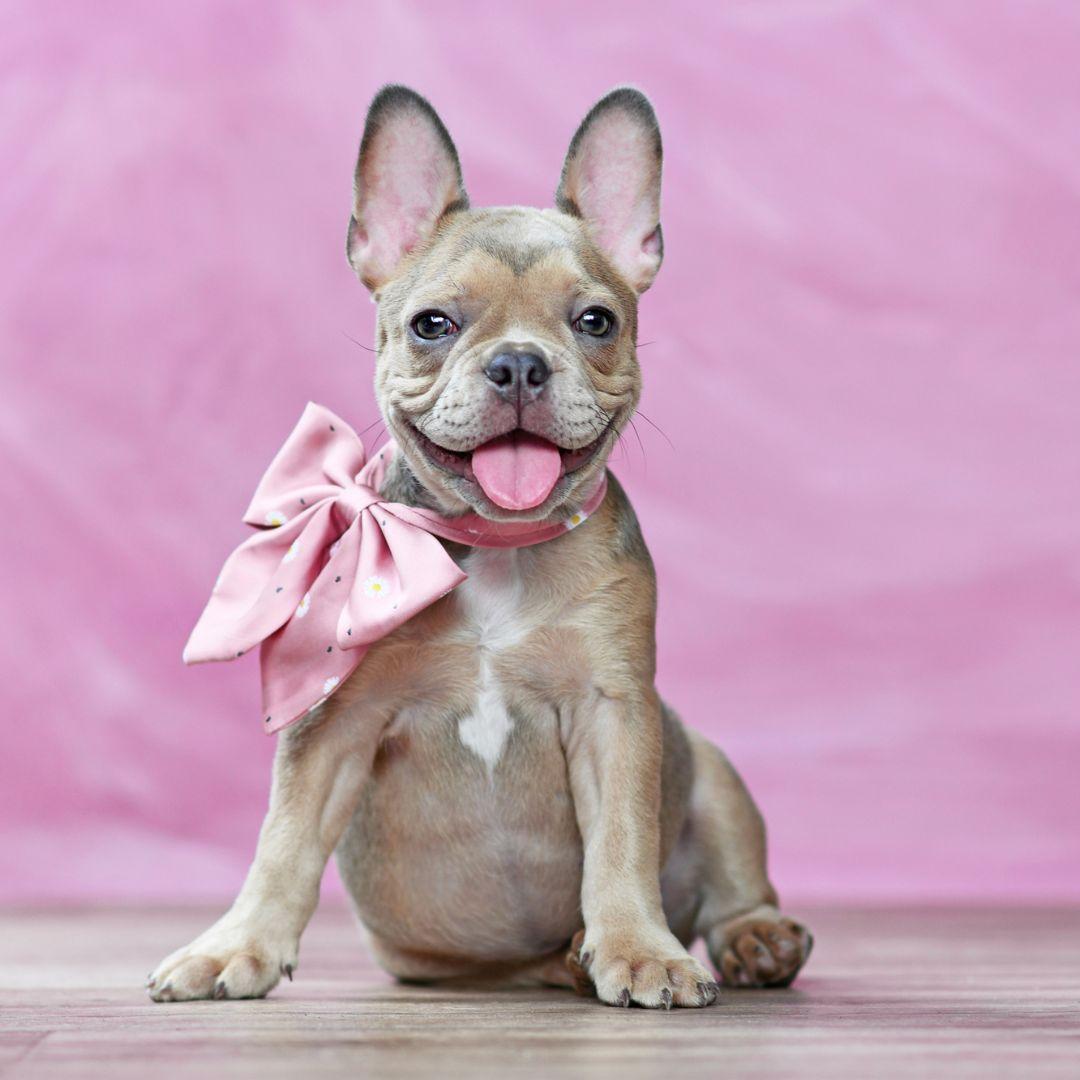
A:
579,950,593,969
660,988,672,1010
282,963,294,981
213,981,227,1000
617,988,631,1007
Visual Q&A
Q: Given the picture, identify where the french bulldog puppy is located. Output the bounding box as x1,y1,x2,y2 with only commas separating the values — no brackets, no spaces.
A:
149,85,812,1009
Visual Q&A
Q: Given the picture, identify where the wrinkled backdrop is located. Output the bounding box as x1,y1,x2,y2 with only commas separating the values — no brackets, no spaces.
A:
3,0,1079,902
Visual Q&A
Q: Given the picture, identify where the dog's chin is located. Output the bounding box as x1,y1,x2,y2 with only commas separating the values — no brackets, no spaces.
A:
398,421,615,523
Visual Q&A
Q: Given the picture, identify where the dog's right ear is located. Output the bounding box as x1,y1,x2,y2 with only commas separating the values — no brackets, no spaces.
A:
347,85,468,292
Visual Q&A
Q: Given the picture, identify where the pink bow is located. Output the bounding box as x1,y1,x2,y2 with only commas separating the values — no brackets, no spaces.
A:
184,403,607,732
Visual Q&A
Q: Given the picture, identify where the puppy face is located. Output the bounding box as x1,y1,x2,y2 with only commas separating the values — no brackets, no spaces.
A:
347,86,663,521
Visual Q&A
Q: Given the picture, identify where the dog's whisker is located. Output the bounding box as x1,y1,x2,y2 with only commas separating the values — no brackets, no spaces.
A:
634,409,674,451
626,415,648,473
341,329,376,353
355,417,387,439
369,427,392,454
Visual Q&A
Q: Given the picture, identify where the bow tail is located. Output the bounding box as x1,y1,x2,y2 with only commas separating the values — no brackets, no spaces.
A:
260,631,369,734
258,513,367,732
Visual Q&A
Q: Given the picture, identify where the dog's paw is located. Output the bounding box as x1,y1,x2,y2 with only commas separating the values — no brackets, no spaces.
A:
147,914,298,1003
709,910,813,989
575,928,718,1009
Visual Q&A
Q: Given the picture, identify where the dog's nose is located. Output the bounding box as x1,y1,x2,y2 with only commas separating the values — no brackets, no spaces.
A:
484,352,550,400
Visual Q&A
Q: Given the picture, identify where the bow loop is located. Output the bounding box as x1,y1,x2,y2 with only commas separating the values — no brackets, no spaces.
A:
242,402,369,529
184,502,340,663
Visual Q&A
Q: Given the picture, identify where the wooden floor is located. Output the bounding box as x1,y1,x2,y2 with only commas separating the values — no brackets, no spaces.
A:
1,905,1077,1078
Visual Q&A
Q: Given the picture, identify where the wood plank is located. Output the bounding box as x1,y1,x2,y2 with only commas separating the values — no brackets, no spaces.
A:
1,905,1078,1078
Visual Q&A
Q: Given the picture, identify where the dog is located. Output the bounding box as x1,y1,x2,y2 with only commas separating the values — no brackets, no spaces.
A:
148,85,812,1008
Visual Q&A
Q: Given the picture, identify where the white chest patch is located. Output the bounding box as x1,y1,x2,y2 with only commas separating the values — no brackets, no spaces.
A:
457,685,514,774
454,549,531,774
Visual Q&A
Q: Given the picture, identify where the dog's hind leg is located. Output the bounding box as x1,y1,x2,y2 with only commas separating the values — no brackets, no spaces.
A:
682,725,814,988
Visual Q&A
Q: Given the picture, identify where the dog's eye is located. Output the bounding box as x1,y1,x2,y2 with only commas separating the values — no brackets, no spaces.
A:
411,311,459,340
573,308,614,337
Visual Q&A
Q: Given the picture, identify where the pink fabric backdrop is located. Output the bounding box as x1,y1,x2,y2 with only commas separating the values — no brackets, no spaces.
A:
3,1,1078,904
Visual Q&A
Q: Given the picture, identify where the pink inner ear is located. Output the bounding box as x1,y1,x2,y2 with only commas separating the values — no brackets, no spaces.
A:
572,111,661,290
353,112,461,286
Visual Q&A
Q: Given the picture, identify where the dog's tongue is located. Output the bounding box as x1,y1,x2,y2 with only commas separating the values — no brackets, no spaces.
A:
471,431,562,510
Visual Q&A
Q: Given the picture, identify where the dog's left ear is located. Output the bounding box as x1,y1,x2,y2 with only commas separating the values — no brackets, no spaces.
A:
556,87,663,293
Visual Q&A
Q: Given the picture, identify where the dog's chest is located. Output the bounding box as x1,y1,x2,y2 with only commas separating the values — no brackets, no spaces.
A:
450,548,535,772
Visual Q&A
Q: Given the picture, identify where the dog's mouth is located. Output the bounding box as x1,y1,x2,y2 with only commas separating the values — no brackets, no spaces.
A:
411,425,611,511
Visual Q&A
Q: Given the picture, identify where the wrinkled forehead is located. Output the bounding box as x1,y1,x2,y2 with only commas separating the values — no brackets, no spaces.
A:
383,207,632,316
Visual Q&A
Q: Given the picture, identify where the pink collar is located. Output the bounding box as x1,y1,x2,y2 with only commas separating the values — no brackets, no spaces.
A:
184,403,607,732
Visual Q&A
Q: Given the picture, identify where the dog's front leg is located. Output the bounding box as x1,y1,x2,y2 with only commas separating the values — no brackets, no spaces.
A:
565,688,718,1009
148,703,379,1001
